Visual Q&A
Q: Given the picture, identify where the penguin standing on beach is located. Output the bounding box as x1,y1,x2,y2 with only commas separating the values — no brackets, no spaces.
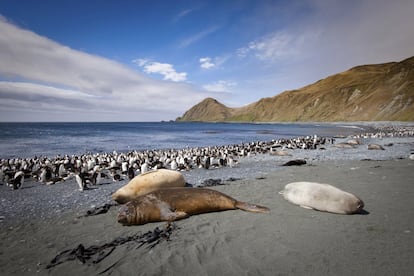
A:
39,166,53,183
228,156,236,168
127,166,135,180
203,156,210,169
121,161,129,175
170,159,178,170
140,162,149,174
74,172,90,191
10,171,24,190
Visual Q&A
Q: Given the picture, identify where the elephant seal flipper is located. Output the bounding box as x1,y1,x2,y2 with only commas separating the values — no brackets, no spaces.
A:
160,210,189,222
171,211,189,221
299,205,313,210
235,202,270,213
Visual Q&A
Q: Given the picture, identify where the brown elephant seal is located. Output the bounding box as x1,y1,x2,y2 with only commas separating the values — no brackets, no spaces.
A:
111,169,185,204
117,187,270,225
279,182,364,214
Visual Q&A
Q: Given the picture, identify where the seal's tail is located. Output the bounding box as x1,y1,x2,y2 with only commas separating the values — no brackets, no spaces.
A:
235,201,270,213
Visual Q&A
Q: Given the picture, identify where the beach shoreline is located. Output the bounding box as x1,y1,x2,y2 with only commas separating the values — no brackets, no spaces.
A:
1,158,413,275
0,123,413,275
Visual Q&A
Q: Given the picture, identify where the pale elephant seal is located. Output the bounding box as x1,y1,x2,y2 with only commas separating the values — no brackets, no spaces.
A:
279,182,364,214
117,187,270,225
367,143,385,150
334,143,355,149
111,169,185,204
346,139,361,145
270,150,292,156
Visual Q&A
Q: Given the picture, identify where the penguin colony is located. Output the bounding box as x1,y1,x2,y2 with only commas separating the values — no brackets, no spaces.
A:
1,125,413,191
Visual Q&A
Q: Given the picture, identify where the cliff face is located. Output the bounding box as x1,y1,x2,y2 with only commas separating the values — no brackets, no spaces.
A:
177,56,414,122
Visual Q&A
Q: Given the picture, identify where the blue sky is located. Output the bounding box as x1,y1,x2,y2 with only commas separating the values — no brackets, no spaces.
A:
0,0,413,121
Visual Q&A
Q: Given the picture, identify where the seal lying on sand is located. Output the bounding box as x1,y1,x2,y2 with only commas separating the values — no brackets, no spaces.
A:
270,150,292,156
334,142,355,149
279,182,364,214
367,143,385,150
282,159,306,166
117,187,270,225
112,169,185,204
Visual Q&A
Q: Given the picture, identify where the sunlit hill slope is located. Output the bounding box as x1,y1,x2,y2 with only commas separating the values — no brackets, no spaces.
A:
177,56,414,122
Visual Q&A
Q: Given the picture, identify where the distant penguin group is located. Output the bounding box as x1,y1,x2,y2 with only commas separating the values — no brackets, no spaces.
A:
1,125,413,191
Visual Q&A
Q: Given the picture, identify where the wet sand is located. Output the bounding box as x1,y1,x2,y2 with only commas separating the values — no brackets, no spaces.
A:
1,156,413,275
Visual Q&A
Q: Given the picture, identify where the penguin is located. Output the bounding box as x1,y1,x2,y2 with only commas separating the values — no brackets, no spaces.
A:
39,167,52,183
89,170,103,185
140,162,149,174
170,159,178,170
121,161,129,175
11,171,24,190
58,163,67,177
74,172,90,191
127,166,135,180
203,156,210,169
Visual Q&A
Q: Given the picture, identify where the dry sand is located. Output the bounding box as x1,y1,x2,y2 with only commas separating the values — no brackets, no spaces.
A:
1,157,413,275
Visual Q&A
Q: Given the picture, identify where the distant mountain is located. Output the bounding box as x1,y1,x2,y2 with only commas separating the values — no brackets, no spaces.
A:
177,56,414,122
176,97,232,122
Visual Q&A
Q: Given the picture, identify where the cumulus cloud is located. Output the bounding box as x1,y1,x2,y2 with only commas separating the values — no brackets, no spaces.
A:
0,18,206,121
134,59,187,82
203,80,236,93
199,57,215,69
199,55,230,70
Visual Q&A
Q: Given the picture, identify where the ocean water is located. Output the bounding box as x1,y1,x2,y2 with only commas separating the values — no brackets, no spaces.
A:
0,122,364,159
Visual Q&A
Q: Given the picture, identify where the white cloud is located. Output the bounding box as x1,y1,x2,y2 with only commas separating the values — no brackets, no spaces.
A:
305,0,414,67
238,0,414,68
199,57,215,69
134,59,187,82
133,58,150,67
179,26,219,48
203,80,236,93
173,6,203,23
176,9,193,19
173,8,196,21
0,18,206,121
199,55,230,69
237,31,319,62
232,0,414,101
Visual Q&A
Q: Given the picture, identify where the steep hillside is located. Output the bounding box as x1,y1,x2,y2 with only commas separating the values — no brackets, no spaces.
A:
177,56,414,122
176,97,234,122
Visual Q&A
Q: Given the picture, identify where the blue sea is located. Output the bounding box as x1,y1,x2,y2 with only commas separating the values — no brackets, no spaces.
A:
0,122,365,159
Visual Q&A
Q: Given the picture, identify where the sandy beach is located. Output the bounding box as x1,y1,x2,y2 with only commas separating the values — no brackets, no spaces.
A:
1,133,414,275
